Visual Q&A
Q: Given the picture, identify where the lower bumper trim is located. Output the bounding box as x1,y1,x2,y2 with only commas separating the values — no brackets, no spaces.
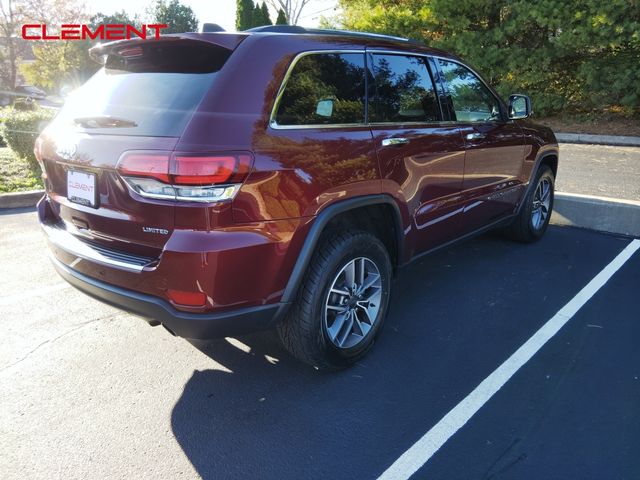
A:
50,255,281,339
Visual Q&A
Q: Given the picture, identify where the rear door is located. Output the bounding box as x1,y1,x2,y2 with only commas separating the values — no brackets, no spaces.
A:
368,52,466,256
436,59,525,233
40,40,233,257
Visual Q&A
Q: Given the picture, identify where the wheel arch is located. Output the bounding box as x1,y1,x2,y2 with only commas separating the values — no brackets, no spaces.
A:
279,195,405,306
516,147,559,215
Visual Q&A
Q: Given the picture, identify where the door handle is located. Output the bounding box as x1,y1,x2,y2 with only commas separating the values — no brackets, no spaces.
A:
465,132,486,141
381,137,409,147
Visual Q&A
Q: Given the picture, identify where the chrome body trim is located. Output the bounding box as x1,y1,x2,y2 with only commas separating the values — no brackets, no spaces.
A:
42,222,155,273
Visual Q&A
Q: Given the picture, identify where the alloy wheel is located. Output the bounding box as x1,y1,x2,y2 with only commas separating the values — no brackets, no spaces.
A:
323,257,382,349
531,176,552,230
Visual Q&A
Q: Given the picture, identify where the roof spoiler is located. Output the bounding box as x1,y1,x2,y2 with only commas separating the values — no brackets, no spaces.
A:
88,33,247,65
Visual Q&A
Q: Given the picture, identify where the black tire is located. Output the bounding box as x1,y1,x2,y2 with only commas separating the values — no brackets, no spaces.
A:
277,230,392,370
505,165,555,242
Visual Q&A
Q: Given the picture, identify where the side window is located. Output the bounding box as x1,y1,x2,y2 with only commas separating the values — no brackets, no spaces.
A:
274,53,366,126
370,54,441,123
438,59,501,122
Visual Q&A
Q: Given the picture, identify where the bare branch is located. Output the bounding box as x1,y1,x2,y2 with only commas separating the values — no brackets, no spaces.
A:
266,0,313,25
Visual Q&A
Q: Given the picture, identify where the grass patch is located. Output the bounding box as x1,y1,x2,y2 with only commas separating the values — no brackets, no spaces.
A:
0,147,43,193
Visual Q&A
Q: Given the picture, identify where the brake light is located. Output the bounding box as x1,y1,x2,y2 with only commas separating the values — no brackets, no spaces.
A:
172,156,236,185
116,151,252,202
117,153,170,183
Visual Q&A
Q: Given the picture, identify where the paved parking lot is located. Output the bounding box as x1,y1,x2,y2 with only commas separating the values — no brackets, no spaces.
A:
1,208,638,479
556,143,640,201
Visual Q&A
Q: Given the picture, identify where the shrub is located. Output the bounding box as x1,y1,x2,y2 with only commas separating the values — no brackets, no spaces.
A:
0,109,6,148
13,97,38,111
0,106,56,173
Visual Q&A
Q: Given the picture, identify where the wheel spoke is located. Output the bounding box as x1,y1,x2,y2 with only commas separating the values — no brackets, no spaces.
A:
335,311,354,347
330,287,350,297
352,309,371,336
326,304,346,312
358,258,365,286
344,260,356,288
541,180,551,202
356,302,374,325
532,209,541,228
362,272,380,291
327,311,348,343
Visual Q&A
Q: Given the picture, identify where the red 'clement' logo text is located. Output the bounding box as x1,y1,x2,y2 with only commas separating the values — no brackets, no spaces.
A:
21,24,168,41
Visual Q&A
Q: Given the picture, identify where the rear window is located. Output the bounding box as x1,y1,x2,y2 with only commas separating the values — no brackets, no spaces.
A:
273,53,366,127
55,42,231,137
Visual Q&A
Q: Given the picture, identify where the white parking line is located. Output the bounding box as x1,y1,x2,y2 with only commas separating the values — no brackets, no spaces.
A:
378,238,640,480
0,283,71,307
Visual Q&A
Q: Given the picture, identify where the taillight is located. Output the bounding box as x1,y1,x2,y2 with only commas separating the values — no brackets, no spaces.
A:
116,151,252,202
117,153,170,183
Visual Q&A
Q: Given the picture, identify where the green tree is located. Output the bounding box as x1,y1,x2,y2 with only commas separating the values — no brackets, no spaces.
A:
333,0,640,116
236,0,255,30
151,0,198,34
275,8,287,25
260,2,272,25
20,40,94,92
90,10,139,28
19,9,141,93
1,0,86,90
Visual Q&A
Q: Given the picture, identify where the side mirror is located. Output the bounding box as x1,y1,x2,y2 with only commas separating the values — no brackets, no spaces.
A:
508,94,532,119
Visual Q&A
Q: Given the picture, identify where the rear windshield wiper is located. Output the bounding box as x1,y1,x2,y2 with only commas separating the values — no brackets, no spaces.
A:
74,116,137,128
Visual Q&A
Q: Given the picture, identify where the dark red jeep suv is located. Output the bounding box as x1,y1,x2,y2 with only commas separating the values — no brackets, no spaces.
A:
37,26,558,369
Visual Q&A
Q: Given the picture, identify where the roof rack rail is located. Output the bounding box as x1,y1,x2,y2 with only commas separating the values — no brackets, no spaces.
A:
246,25,306,34
245,25,423,45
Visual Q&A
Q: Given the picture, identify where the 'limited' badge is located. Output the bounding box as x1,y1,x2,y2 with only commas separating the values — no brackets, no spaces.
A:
142,227,169,235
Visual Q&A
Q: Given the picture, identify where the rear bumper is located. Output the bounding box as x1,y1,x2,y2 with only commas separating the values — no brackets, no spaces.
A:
36,193,298,339
50,254,282,339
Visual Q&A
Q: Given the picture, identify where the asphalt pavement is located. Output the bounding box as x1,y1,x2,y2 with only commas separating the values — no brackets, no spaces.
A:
557,143,640,201
1,207,638,480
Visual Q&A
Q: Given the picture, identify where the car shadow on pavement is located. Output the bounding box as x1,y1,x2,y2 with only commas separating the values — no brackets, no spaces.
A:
169,227,624,480
171,331,363,480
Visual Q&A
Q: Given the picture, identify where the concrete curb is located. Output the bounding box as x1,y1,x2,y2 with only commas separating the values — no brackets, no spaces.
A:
0,190,44,209
556,132,640,147
551,192,640,237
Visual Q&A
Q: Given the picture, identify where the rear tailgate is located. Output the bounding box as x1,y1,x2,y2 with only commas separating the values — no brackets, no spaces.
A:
39,37,242,258
40,131,179,256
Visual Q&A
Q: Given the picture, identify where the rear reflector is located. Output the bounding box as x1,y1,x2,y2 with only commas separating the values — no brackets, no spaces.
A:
116,151,252,202
167,289,207,307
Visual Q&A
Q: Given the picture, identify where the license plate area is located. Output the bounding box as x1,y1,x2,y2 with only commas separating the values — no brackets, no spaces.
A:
67,170,97,208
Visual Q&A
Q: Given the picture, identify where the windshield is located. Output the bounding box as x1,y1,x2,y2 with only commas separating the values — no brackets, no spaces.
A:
54,42,230,137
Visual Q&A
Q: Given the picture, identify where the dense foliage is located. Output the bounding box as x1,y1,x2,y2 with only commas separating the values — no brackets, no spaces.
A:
237,0,274,30
0,106,55,172
332,0,640,116
151,0,198,34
